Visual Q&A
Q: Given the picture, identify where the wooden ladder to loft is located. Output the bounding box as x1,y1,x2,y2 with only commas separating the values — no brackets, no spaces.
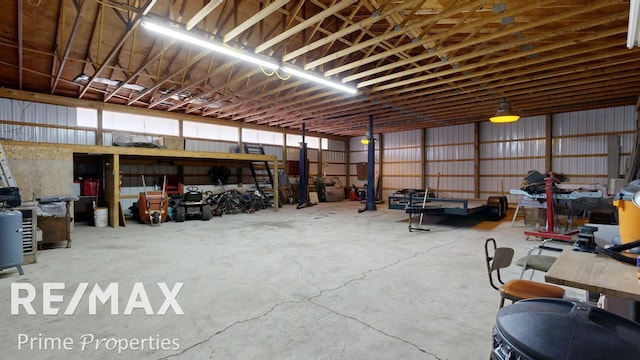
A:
0,142,17,187
243,143,277,208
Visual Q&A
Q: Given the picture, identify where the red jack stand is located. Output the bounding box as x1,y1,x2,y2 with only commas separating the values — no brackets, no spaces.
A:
523,175,578,242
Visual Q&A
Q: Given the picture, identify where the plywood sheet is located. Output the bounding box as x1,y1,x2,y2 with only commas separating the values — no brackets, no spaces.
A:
3,144,73,199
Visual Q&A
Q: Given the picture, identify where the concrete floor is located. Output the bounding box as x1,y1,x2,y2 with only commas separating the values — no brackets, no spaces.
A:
0,201,585,360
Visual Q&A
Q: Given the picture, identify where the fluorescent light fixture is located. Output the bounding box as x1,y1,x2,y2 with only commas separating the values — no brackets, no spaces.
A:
282,65,357,94
141,19,357,95
490,99,520,123
628,0,640,48
141,20,279,70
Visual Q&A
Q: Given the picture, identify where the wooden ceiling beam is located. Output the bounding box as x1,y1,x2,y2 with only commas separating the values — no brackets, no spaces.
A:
186,0,223,30
79,5,145,98
223,0,290,43
282,0,422,62
51,1,86,93
342,0,620,83
374,42,632,105
303,0,489,70
372,26,629,94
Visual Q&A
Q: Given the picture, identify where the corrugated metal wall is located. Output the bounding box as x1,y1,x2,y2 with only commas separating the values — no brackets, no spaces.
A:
382,130,422,199
349,136,379,191
349,105,637,206
552,107,636,186
323,139,347,188
425,124,475,198
0,98,95,144
479,115,547,202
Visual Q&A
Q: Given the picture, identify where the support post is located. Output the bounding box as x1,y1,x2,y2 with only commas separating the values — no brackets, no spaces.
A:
359,115,377,212
297,122,314,209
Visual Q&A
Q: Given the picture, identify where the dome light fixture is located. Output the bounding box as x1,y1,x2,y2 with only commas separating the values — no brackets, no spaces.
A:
490,99,520,123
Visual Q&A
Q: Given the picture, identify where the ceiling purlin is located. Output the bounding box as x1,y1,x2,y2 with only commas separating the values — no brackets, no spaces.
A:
212,78,309,118
371,24,628,95
374,41,632,117
259,85,350,122
17,0,23,90
484,44,629,94
356,0,559,89
283,0,421,64
127,49,212,106
148,53,218,109
162,57,233,111
337,0,547,82
223,0,289,45
309,0,373,73
254,0,358,55
378,65,640,126
103,36,175,102
392,70,613,119
514,85,640,115
194,68,284,117
212,0,237,36
51,1,82,93
363,3,489,108
303,0,483,71
79,2,150,99
360,0,623,88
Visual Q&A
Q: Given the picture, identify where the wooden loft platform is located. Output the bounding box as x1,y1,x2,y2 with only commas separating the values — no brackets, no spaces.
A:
2,141,279,228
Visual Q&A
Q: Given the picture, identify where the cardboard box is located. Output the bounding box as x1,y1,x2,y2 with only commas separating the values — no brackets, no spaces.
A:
163,138,185,150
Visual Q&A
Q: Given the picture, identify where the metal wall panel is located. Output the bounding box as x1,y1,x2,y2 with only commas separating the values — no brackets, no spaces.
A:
327,138,346,151
552,106,635,186
185,139,236,152
349,136,380,188
381,130,422,199
425,124,475,197
478,115,547,203
261,144,284,161
0,98,76,127
553,106,636,135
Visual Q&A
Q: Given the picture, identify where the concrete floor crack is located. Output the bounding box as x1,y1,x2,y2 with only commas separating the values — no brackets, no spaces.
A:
159,245,449,359
309,242,450,301
310,300,442,360
158,298,308,359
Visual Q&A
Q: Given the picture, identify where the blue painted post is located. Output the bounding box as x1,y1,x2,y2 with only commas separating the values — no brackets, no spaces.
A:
298,123,308,206
366,114,376,211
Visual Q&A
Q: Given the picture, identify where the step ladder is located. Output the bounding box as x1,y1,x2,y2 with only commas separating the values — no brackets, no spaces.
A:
0,142,17,187
243,143,277,208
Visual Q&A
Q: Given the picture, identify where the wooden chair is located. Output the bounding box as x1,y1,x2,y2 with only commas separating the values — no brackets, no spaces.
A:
484,238,565,308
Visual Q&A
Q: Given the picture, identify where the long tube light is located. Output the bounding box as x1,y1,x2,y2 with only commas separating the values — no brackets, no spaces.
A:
141,20,279,70
282,65,357,94
141,19,357,95
628,0,640,48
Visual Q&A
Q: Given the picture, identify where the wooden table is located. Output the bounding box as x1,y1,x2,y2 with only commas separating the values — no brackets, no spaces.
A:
545,249,640,302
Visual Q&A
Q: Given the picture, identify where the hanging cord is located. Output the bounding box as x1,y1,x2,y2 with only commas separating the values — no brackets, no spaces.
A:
260,65,275,76
275,68,291,80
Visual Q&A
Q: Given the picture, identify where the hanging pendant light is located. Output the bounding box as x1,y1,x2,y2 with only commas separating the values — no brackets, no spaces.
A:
490,99,520,123
360,130,371,145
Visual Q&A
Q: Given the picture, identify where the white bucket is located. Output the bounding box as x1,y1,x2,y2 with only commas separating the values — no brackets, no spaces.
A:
94,208,108,227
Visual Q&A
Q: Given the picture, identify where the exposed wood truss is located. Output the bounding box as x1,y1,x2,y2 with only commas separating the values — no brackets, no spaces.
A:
0,0,638,137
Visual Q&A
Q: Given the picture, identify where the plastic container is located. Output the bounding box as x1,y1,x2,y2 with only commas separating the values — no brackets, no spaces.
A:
82,178,101,196
492,298,640,360
613,180,640,244
94,208,108,227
